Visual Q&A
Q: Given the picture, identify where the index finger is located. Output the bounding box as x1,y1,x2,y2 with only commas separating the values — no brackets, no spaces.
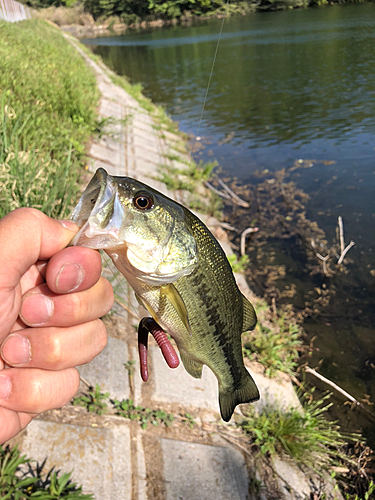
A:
0,209,78,288
0,208,78,341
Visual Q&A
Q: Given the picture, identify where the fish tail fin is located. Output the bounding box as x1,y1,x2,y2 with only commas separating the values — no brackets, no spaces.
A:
219,371,260,422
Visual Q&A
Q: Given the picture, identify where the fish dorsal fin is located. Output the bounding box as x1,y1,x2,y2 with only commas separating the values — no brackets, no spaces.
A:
242,294,257,332
180,351,203,379
161,283,192,336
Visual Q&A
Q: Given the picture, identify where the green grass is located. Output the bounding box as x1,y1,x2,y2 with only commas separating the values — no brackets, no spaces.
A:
0,445,92,499
0,20,99,219
72,384,109,415
344,482,375,500
182,413,197,428
227,254,250,273
239,392,360,473
156,160,222,216
112,398,175,429
243,303,302,378
158,160,217,193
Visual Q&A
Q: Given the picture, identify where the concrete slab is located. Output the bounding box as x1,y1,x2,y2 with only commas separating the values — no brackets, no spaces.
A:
90,142,121,167
98,81,118,98
133,133,161,153
273,457,311,499
20,420,132,500
160,438,249,500
136,428,148,500
133,146,162,165
99,98,123,120
249,366,302,414
150,345,220,413
131,122,159,137
97,136,124,153
87,158,126,178
132,112,154,127
78,337,130,400
127,155,159,174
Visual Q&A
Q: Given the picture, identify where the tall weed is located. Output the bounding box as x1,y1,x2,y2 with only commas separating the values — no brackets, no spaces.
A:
0,20,98,218
239,391,361,472
0,103,79,219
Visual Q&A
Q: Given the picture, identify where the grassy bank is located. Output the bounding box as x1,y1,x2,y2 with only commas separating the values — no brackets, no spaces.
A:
0,19,99,219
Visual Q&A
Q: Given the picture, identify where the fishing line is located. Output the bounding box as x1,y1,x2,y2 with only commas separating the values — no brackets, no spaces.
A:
192,1,228,156
100,10,228,322
101,251,140,320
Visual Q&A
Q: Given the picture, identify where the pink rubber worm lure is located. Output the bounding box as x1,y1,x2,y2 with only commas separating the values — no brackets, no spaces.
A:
138,317,180,382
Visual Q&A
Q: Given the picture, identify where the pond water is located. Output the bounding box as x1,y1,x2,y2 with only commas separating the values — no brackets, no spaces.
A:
83,4,375,440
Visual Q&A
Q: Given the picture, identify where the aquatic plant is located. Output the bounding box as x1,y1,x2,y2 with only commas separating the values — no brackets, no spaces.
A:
219,166,355,320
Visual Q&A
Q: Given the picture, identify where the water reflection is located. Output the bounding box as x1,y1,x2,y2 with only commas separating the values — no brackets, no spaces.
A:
85,5,375,152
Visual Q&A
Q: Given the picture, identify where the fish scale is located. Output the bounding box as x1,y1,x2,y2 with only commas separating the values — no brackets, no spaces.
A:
71,168,260,421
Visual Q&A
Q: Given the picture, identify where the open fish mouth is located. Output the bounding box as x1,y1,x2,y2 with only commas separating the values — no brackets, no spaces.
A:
70,168,126,249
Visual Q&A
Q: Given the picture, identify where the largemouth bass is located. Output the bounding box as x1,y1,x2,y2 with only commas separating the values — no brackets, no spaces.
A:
71,168,260,421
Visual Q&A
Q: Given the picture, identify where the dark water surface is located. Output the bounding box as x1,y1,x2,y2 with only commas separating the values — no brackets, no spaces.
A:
83,4,375,438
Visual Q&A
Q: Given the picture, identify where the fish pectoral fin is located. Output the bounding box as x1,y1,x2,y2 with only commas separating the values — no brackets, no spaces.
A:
180,351,203,379
161,283,192,336
242,294,257,332
219,370,259,422
135,293,160,325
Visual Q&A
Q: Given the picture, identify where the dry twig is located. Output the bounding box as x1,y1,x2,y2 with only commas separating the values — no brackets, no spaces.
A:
79,376,92,388
115,298,141,320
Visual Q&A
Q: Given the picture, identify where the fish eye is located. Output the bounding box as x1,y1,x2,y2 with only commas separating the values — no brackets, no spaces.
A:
133,193,154,211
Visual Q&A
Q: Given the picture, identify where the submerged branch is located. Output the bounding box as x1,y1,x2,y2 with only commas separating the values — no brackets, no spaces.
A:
217,179,250,208
338,240,355,265
305,367,375,422
205,179,250,207
311,240,330,276
205,181,231,200
240,227,259,256
338,215,345,255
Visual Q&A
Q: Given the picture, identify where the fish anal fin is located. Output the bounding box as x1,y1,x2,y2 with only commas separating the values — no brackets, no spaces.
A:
162,283,191,336
242,294,257,332
219,371,259,422
180,351,203,379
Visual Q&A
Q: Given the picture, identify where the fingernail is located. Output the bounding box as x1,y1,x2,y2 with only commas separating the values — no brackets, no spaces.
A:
21,294,54,326
2,334,31,365
56,263,84,293
58,220,78,232
0,375,11,400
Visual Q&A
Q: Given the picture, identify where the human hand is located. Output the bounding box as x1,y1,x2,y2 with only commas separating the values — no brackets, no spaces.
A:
0,208,114,444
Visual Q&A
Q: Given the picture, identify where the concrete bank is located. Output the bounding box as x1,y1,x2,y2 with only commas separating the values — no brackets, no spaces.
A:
9,31,342,500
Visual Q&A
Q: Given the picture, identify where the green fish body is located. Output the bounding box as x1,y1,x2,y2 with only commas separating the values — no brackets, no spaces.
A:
71,168,260,421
